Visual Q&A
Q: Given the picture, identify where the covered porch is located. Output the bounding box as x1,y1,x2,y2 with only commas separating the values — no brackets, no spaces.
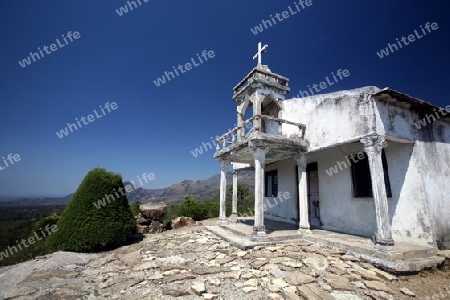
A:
206,217,444,272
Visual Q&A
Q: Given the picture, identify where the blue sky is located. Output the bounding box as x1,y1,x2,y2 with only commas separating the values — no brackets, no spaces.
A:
0,0,449,197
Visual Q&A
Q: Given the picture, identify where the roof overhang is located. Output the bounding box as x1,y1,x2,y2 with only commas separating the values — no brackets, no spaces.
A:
373,89,450,122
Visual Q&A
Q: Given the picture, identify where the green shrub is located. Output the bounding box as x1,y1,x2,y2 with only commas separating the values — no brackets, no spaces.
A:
177,197,206,221
162,197,236,225
46,168,136,252
130,201,141,217
163,204,180,226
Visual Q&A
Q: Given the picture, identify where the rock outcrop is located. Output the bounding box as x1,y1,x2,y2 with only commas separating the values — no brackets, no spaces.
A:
169,216,196,230
136,202,166,234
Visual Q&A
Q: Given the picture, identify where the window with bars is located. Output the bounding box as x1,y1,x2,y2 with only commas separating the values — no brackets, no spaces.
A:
351,150,392,198
264,170,278,197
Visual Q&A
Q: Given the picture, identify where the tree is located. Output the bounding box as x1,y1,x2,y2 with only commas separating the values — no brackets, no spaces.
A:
177,197,206,221
229,184,253,215
32,212,60,234
46,168,136,252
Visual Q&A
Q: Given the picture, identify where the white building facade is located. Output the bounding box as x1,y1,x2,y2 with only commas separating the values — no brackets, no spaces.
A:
214,60,450,250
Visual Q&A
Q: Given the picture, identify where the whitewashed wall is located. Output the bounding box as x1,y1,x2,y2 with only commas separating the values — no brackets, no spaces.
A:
282,87,380,150
264,159,298,224
376,100,450,249
258,86,449,248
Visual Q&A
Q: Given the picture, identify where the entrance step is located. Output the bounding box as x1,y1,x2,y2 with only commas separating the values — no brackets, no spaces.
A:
205,219,445,273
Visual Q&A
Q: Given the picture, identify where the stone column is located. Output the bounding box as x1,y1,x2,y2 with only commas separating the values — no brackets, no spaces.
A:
296,153,310,231
230,169,238,221
218,159,230,225
253,94,262,132
237,112,244,141
361,134,394,246
277,110,283,135
252,144,269,236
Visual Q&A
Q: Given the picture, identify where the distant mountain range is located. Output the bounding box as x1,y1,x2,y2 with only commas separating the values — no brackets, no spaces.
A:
0,171,255,207
0,194,73,207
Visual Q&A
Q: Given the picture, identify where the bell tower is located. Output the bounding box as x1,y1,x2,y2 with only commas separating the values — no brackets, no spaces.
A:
233,42,291,141
214,42,307,238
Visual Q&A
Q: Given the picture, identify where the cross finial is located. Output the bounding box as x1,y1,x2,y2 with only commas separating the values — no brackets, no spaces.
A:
252,42,268,66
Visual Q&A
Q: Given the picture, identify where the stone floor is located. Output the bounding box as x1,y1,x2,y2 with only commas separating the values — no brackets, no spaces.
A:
206,218,444,272
1,225,449,300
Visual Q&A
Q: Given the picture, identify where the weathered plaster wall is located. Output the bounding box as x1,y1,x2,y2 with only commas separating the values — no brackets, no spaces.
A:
375,101,416,141
258,87,449,248
416,140,450,249
264,159,298,224
262,140,442,246
384,142,434,246
308,147,378,237
376,101,450,249
263,148,379,238
282,87,380,150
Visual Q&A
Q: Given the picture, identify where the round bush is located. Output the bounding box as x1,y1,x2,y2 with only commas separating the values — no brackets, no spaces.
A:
46,168,136,252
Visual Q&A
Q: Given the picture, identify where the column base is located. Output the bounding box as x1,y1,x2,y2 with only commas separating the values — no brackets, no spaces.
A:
217,218,228,225
373,235,395,246
375,243,399,253
228,213,238,223
299,223,311,230
373,235,397,252
297,227,312,235
252,226,267,237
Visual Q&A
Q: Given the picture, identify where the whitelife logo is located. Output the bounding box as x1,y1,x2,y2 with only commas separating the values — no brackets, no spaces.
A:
0,153,21,172
250,0,313,35
115,0,149,16
376,22,439,59
414,105,450,129
153,50,215,87
93,172,156,209
18,31,81,68
0,225,58,261
294,69,350,98
56,102,118,139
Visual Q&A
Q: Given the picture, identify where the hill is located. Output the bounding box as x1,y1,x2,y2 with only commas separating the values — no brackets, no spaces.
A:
126,171,254,204
0,171,255,206
0,195,73,207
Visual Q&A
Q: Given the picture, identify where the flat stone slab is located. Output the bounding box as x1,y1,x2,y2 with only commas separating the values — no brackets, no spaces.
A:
0,251,98,299
206,219,445,273
437,250,450,259
205,226,257,250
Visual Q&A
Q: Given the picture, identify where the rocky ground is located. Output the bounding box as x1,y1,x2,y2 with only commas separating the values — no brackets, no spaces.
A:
1,223,449,300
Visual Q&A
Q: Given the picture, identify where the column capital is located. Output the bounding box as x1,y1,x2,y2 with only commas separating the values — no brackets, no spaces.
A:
294,153,307,166
360,134,385,155
252,147,269,160
219,159,231,171
249,141,269,151
250,142,269,165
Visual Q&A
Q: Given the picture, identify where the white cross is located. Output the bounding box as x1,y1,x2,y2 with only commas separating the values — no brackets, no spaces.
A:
252,42,268,65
